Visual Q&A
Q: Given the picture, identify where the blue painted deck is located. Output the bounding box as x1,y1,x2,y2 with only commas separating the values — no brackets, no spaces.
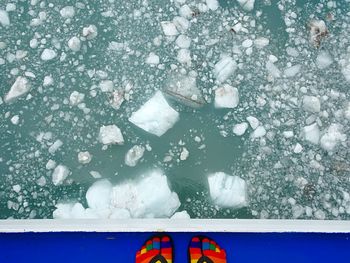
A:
0,232,349,262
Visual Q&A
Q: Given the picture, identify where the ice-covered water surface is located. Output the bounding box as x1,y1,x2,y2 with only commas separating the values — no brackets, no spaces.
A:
1,0,350,219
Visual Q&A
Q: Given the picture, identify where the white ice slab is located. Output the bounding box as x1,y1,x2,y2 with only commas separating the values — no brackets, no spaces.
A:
98,125,124,145
214,84,239,109
208,172,248,208
213,56,237,83
129,91,179,136
4,76,30,103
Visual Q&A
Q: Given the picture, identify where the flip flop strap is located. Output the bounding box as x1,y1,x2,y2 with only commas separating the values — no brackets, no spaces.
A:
197,256,214,263
149,254,169,263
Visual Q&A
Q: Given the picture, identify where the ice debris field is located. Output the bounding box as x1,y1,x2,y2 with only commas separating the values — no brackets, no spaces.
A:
1,0,350,220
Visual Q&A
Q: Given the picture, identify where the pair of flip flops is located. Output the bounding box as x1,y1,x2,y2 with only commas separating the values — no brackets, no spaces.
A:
136,235,226,263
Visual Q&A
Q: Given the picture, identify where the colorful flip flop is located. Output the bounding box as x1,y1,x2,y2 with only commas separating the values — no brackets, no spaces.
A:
189,236,227,263
136,235,173,263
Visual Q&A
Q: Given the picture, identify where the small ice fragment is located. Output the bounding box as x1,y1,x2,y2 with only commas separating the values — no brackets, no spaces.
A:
69,91,84,105
214,84,239,109
125,145,145,167
41,49,57,61
109,90,124,110
78,151,92,164
173,17,189,33
251,126,266,138
179,5,192,19
98,125,124,145
48,139,63,154
46,159,56,170
12,185,21,193
176,34,191,49
302,123,320,144
161,21,179,36
254,37,269,48
316,51,333,69
60,6,75,18
213,56,237,83
283,131,294,138
308,20,328,48
129,91,179,136
242,39,253,48
43,76,53,86
82,25,98,40
237,0,255,11
4,76,30,103
206,0,219,11
99,80,114,92
146,52,160,65
320,124,346,152
68,36,81,52
246,116,259,130
208,172,248,208
294,143,303,153
10,115,19,125
0,9,10,26
266,61,281,78
90,171,102,179
284,64,301,77
177,49,191,64
171,211,190,219
233,122,248,136
180,147,189,161
52,165,70,186
302,95,320,113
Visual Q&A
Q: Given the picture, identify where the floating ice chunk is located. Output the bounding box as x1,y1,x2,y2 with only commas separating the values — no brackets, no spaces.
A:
266,61,281,78
60,6,75,18
90,171,102,179
254,37,269,48
293,143,303,153
246,116,259,130
251,126,266,138
125,145,145,167
52,165,70,185
320,124,346,152
86,179,113,210
146,52,160,65
46,159,56,170
233,122,248,136
284,64,301,77
302,95,321,113
41,49,57,61
214,84,239,109
340,54,350,82
179,5,192,19
99,80,114,92
344,103,350,120
0,9,10,26
242,39,253,48
165,72,205,108
176,34,191,49
316,51,333,69
161,21,179,36
237,0,255,11
78,151,92,164
308,20,328,48
302,123,320,144
111,170,180,218
48,139,63,154
129,91,179,136
109,90,124,110
208,172,248,208
68,36,81,52
82,25,98,40
10,115,19,125
177,49,191,64
4,76,30,103
206,0,219,10
173,17,190,33
98,125,124,145
179,147,189,161
69,91,84,105
171,211,190,219
213,56,237,83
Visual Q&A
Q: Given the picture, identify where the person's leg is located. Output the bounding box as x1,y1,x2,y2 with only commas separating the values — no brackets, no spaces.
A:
136,235,173,263
189,236,226,263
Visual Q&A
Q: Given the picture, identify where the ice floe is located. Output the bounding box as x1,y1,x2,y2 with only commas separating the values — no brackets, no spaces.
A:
237,0,255,11
0,9,10,26
125,145,145,167
214,84,239,109
320,124,346,152
52,165,70,186
98,125,124,145
302,123,320,145
129,91,179,136
41,49,57,61
208,172,248,208
213,56,237,83
302,95,321,113
53,170,181,219
4,76,30,103
233,122,248,136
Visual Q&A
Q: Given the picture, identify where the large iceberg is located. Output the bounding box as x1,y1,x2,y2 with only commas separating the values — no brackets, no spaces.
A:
208,172,248,208
129,91,179,136
53,170,181,219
